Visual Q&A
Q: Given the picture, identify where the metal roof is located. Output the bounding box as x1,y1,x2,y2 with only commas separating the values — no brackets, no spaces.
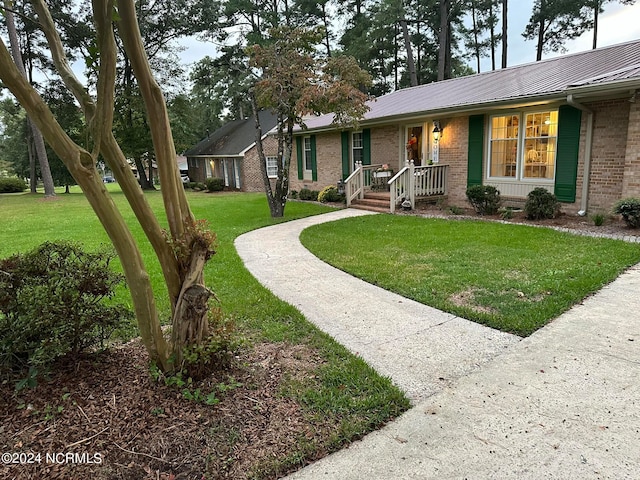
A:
184,110,278,157
303,40,640,131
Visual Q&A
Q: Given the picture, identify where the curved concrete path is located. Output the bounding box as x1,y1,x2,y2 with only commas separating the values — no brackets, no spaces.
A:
236,209,520,403
235,209,640,479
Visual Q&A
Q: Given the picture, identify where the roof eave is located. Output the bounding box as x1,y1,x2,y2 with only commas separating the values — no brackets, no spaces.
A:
295,93,569,134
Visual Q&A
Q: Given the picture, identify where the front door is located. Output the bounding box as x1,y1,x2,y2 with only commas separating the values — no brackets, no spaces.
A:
405,126,423,166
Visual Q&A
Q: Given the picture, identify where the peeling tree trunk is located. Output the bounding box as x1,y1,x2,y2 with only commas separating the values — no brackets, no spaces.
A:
116,0,214,364
0,0,216,373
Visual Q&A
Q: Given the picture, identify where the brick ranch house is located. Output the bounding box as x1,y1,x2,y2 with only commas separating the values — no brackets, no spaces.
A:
290,40,640,214
184,110,278,191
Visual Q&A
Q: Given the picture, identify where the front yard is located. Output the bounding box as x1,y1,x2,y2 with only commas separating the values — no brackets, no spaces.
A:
300,214,640,336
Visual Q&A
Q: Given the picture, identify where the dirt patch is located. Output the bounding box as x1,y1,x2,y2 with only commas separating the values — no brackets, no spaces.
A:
0,340,336,480
448,288,496,315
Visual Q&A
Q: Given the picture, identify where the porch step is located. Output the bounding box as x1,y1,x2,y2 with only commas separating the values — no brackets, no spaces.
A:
350,192,391,213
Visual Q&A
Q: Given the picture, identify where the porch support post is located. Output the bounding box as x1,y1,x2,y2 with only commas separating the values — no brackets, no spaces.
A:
409,160,416,209
356,161,364,200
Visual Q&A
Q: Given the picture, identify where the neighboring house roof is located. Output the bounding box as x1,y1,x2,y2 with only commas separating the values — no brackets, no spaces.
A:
184,110,278,157
303,40,640,131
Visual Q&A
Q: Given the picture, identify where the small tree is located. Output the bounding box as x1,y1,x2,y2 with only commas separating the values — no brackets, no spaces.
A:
0,0,215,372
247,26,372,218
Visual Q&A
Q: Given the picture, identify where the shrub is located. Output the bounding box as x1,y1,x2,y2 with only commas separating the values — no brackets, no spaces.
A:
317,185,345,203
0,177,27,193
499,207,514,220
0,242,133,385
289,190,298,199
205,177,225,192
591,212,606,227
299,188,320,201
524,187,560,220
613,197,640,228
465,185,501,215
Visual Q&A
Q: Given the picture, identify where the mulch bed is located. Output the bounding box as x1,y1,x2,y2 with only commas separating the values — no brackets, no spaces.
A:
0,340,334,480
409,203,640,239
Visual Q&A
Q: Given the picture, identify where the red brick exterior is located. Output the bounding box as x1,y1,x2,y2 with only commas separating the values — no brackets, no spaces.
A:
622,100,640,198
242,135,279,192
290,95,640,214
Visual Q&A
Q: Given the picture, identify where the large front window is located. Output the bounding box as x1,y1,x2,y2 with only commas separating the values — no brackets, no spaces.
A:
489,110,558,181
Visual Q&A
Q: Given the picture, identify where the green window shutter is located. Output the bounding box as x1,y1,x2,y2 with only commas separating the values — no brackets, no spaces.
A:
362,128,371,165
296,136,303,180
311,135,318,181
467,115,484,187
341,131,350,180
554,105,582,203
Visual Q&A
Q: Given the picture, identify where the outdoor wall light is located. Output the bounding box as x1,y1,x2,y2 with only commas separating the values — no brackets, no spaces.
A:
432,121,442,142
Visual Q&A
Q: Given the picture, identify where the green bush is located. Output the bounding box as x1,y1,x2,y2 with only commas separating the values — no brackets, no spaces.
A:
591,212,606,227
299,188,320,201
524,187,560,220
0,177,27,193
0,242,133,385
465,185,501,215
289,190,298,199
317,185,345,203
613,197,640,228
205,177,225,192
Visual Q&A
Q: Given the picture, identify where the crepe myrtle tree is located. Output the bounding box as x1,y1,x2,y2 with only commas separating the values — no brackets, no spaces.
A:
248,26,372,218
0,0,215,372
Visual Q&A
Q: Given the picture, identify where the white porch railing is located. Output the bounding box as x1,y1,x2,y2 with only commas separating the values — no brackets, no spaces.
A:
389,161,449,213
345,162,384,207
346,160,448,212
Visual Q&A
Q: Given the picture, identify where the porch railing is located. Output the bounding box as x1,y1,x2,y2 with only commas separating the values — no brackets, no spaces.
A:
389,161,449,213
345,161,384,207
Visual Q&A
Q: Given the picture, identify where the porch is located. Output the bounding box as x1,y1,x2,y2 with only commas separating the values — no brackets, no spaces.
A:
345,161,449,213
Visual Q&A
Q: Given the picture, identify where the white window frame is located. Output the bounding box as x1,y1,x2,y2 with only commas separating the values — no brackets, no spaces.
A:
303,136,313,181
266,156,278,178
487,109,558,183
352,131,363,168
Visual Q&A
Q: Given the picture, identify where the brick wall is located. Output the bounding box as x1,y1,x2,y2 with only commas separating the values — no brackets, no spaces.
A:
622,100,640,198
371,125,401,168
438,116,470,206
243,135,279,192
577,99,630,213
284,98,640,213
289,131,343,192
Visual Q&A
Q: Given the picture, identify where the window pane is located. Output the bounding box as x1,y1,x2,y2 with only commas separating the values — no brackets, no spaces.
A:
266,156,277,178
352,132,363,166
304,137,312,171
490,139,517,177
489,115,518,177
523,111,557,179
352,132,363,149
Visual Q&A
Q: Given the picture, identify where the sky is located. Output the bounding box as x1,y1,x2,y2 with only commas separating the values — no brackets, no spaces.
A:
179,1,640,75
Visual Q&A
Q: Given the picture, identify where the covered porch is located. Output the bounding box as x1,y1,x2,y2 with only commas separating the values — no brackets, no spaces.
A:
345,161,449,213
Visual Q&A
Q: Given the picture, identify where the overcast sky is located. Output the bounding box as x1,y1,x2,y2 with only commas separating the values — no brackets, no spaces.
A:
179,1,640,74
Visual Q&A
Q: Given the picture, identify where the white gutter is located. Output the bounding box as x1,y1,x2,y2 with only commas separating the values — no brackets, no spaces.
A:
566,94,594,216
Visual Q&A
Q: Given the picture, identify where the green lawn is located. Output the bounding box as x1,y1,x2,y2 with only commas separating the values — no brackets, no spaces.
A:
300,214,640,336
0,187,410,475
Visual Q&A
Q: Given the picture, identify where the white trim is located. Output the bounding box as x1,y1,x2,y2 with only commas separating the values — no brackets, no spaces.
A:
485,107,559,190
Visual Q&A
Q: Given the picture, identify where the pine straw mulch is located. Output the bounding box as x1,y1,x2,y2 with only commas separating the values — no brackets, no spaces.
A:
0,340,339,480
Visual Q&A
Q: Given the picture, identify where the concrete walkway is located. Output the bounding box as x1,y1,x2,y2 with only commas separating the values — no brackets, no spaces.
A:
235,209,640,479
